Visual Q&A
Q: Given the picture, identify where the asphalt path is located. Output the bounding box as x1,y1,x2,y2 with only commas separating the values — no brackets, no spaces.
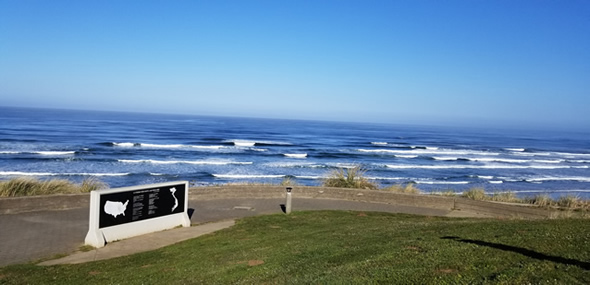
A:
0,197,451,267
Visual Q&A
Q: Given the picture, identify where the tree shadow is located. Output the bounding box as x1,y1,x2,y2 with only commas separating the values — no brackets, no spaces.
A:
441,236,590,270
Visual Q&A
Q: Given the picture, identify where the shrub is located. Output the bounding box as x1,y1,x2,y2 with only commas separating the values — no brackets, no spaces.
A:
323,165,378,190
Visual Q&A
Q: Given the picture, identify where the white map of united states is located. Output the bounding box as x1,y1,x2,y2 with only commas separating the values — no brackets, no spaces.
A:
104,200,129,218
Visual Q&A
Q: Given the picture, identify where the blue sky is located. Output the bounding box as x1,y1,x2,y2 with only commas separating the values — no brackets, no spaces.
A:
1,0,589,129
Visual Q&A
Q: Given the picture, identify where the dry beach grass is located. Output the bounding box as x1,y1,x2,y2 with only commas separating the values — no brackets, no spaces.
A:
0,177,107,197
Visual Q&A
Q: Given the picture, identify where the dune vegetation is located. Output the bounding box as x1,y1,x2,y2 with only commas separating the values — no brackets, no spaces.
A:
0,177,107,197
322,165,378,190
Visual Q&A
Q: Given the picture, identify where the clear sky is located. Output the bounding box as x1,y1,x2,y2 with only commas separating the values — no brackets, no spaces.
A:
1,0,589,129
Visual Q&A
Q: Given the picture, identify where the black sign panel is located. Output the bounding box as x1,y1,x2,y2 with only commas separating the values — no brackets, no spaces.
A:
99,183,186,228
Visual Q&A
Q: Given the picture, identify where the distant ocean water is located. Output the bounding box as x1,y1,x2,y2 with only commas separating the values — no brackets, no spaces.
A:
1,107,589,199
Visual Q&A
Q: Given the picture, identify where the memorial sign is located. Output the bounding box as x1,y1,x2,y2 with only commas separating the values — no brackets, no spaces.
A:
85,181,191,248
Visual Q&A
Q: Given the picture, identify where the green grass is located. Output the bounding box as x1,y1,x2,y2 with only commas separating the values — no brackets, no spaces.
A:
1,211,589,284
0,177,107,197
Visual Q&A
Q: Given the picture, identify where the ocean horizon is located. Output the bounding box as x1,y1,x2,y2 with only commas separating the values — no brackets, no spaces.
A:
1,106,589,199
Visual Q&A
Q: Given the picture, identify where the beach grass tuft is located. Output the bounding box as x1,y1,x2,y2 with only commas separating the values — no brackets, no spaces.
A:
461,187,487,200
460,189,590,211
323,165,378,190
0,177,107,197
490,191,519,203
557,195,582,209
383,183,420,194
279,176,299,186
525,194,553,207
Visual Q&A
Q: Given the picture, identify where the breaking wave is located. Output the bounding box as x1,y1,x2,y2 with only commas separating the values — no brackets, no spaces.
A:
212,174,285,179
385,164,588,169
284,153,308,158
0,171,129,176
0,151,76,155
118,159,252,165
110,142,225,149
358,148,500,156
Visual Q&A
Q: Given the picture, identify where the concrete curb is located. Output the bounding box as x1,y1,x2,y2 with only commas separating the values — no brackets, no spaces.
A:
1,185,557,219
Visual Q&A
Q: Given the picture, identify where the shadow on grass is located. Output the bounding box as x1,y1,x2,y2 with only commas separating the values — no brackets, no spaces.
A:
441,236,590,270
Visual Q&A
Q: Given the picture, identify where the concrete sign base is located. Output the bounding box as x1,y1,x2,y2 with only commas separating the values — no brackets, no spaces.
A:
85,181,191,248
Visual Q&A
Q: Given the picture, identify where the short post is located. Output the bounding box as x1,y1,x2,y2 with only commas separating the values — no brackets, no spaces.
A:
285,187,292,214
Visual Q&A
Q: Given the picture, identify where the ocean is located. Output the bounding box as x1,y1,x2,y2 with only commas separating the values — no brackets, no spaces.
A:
1,107,589,199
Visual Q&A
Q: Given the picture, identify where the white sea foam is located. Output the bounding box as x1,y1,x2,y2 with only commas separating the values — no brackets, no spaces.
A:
525,176,590,183
192,145,225,149
212,174,285,179
489,181,504,184
553,152,590,157
295,175,325,179
506,148,525,152
326,163,359,169
513,152,552,157
477,176,494,179
366,176,406,180
433,157,458,161
0,171,58,176
234,141,256,147
265,162,323,168
141,143,185,148
0,151,75,155
284,153,307,158
113,142,136,147
36,151,76,155
0,171,129,176
385,164,587,169
468,158,564,164
371,142,388,145
115,142,226,150
81,172,130,176
395,155,418,159
569,159,590,163
225,139,292,147
358,148,499,156
416,181,469,185
118,159,252,165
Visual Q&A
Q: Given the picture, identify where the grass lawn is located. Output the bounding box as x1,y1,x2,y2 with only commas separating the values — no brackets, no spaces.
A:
1,211,589,284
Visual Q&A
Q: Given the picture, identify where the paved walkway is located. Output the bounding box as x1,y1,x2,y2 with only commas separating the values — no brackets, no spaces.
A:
0,197,469,267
